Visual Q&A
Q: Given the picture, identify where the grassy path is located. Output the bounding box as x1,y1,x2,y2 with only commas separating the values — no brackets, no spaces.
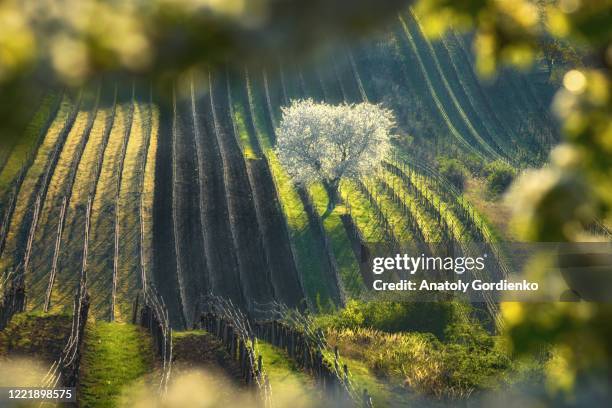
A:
257,341,323,407
79,322,155,408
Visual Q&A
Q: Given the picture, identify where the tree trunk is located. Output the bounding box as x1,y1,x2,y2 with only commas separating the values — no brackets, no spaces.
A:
322,179,340,215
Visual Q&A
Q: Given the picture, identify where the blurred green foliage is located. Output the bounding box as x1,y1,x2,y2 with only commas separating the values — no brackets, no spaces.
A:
413,1,612,400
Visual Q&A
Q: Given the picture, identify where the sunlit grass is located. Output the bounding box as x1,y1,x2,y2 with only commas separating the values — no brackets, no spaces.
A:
26,104,94,309
380,169,454,241
339,179,387,242
331,352,410,407
360,176,418,242
36,109,90,229
386,162,467,240
326,327,450,402
79,322,155,408
232,101,258,160
0,311,71,360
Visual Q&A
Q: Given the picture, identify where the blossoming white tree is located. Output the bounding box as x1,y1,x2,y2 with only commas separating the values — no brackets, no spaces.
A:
276,99,394,211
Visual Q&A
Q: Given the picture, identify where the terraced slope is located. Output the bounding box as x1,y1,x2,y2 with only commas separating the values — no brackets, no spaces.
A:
0,86,159,323
148,72,311,325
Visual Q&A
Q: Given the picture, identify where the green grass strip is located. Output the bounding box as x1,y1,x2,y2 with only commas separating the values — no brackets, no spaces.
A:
232,101,258,160
308,183,363,297
257,341,322,407
79,322,154,408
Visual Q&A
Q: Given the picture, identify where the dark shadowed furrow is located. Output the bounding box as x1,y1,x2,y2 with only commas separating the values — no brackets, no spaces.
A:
0,91,63,207
152,100,185,328
233,74,305,308
316,64,345,104
171,89,208,327
210,71,275,309
191,78,244,309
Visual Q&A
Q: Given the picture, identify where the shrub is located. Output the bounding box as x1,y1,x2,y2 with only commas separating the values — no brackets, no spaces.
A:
314,299,468,338
325,324,514,399
437,156,468,192
326,327,448,395
319,301,540,400
483,160,516,196
463,153,486,176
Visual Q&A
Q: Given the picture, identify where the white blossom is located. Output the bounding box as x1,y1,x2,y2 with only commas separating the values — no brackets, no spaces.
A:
275,99,394,197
